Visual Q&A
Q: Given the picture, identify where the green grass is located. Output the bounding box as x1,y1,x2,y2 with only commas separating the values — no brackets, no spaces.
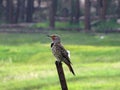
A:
32,21,84,29
93,19,120,32
0,30,120,90
32,19,120,32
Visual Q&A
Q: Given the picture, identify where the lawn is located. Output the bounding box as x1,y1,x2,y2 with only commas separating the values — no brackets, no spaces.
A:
0,30,120,90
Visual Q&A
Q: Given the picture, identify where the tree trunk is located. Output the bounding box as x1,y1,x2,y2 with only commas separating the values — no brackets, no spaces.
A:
70,0,74,24
19,0,25,22
74,0,80,23
0,0,3,19
99,0,107,20
117,0,120,18
26,0,34,22
6,0,14,23
38,0,41,7
49,0,58,28
84,0,91,31
14,0,20,23
96,0,101,16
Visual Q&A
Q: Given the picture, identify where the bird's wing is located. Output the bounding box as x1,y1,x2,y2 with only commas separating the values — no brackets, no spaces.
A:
67,50,70,58
57,44,71,64
56,44,75,75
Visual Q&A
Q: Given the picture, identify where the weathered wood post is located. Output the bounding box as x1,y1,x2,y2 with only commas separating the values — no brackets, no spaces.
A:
55,61,68,90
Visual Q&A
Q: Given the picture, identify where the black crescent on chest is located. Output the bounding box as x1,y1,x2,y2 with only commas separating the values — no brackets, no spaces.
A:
51,43,54,48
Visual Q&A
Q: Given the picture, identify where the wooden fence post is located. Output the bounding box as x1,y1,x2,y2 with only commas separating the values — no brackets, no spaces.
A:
55,61,68,90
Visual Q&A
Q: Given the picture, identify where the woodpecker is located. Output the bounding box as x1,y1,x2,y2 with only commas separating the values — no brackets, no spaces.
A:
48,34,75,75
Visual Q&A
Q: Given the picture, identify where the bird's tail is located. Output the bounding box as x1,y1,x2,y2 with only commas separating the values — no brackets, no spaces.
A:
68,64,75,75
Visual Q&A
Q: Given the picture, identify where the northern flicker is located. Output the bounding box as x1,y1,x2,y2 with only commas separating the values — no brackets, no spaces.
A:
48,34,75,75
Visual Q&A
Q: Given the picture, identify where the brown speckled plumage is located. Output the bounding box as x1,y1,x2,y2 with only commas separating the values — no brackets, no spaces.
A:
48,34,75,75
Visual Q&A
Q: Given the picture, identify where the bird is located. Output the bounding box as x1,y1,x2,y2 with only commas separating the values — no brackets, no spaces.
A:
48,34,75,75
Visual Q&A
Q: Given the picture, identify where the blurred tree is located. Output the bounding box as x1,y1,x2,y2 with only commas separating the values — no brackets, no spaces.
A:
19,0,26,22
74,0,80,23
49,0,58,28
14,0,20,23
6,0,14,23
84,0,91,31
11,0,26,23
0,0,3,19
70,0,80,24
117,0,120,18
98,0,108,20
38,0,41,7
70,0,74,23
96,0,100,16
26,0,34,22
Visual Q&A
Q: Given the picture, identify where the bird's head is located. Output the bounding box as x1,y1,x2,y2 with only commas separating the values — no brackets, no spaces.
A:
47,34,61,43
